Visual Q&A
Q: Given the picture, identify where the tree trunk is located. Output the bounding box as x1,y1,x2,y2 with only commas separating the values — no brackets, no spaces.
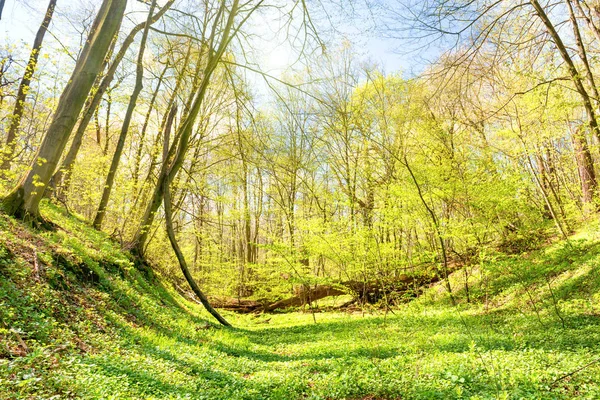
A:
1,0,126,220
52,0,174,193
132,43,193,221
531,0,600,145
93,0,157,230
1,0,56,171
572,0,600,46
162,141,231,327
265,285,345,312
403,155,454,303
132,62,169,192
566,0,600,110
572,127,597,205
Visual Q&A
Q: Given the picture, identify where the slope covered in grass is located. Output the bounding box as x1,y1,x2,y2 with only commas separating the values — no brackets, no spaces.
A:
1,203,600,399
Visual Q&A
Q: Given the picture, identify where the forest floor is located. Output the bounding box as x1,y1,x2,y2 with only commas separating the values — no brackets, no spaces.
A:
1,203,600,399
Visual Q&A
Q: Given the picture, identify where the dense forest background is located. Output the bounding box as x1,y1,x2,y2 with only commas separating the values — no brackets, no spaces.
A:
1,0,599,306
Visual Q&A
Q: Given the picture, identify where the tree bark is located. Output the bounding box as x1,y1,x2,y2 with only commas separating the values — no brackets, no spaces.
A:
93,0,157,230
1,0,126,221
132,62,169,192
572,0,600,44
265,285,345,312
572,127,597,205
403,155,454,303
566,0,600,110
1,0,56,171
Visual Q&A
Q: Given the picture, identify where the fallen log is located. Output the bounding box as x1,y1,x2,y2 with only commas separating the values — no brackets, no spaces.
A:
210,270,452,313
210,297,263,313
264,285,345,312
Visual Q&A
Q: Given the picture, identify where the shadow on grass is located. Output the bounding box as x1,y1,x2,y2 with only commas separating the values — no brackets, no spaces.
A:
4,202,600,399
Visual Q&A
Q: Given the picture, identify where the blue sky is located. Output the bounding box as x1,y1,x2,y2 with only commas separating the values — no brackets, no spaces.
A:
1,0,426,74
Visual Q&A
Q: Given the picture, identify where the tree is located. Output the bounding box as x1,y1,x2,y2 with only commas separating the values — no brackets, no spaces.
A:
163,134,232,327
384,0,600,204
1,0,127,221
131,0,246,254
52,0,175,195
1,0,57,171
93,0,158,229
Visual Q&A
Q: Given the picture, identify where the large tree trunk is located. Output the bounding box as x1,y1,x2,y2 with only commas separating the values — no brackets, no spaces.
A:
211,273,441,314
53,0,174,194
1,0,126,221
265,285,345,312
93,0,157,230
1,0,56,171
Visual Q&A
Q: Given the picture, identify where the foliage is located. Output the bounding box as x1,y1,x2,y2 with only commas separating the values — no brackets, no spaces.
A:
1,202,600,399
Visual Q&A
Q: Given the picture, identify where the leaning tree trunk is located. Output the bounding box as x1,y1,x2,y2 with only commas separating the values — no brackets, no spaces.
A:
52,0,175,194
0,0,5,21
531,0,600,147
1,0,56,171
161,123,231,327
93,0,157,230
1,0,126,221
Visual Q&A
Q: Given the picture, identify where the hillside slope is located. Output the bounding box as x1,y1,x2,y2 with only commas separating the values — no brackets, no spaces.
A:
1,203,600,399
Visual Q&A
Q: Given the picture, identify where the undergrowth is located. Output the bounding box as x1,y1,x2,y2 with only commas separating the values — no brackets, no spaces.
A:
1,202,599,399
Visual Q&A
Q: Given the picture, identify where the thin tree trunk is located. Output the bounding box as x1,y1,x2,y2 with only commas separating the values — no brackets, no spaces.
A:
160,104,228,326
163,160,231,327
134,43,193,211
526,155,569,238
93,0,157,230
95,106,101,145
1,0,126,221
2,0,56,171
133,62,169,192
572,0,600,44
536,154,553,219
531,0,600,145
566,0,600,109
103,92,112,155
403,155,454,303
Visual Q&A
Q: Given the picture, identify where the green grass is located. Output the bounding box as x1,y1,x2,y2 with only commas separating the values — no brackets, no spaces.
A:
1,202,600,399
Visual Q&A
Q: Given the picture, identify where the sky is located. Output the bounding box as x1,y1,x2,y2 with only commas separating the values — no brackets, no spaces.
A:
1,0,425,70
